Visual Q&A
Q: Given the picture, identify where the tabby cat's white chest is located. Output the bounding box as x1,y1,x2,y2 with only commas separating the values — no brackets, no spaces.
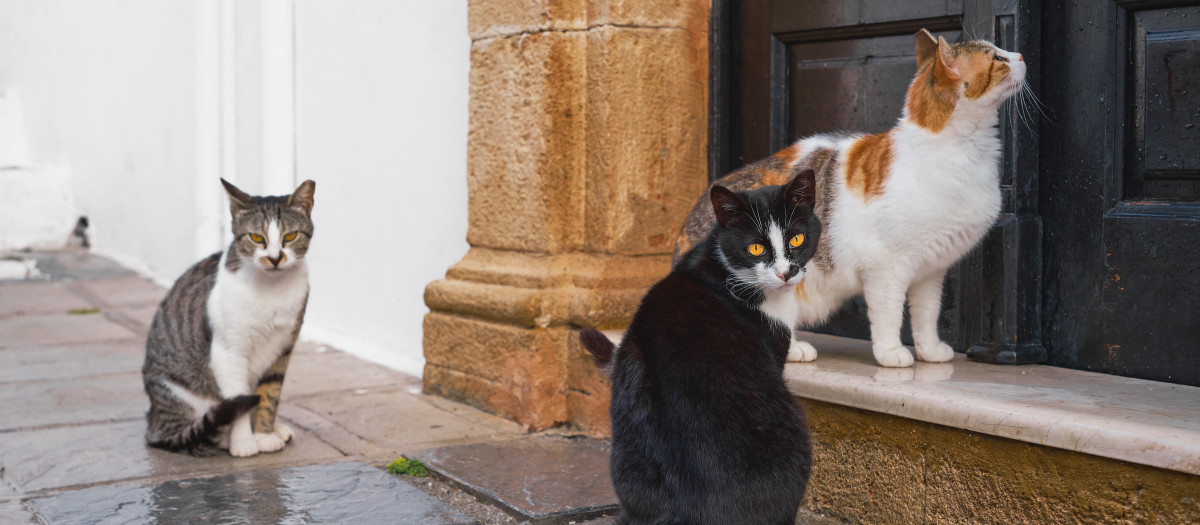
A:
208,254,308,381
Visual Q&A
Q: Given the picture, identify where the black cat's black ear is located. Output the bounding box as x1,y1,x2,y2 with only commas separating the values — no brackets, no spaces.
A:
289,180,316,215
782,169,816,209
220,178,255,217
710,185,746,227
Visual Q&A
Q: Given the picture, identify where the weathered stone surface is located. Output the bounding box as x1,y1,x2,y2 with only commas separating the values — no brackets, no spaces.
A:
29,462,472,524
0,419,342,493
584,25,708,255
801,399,1200,524
468,31,587,254
0,312,138,349
417,436,617,523
292,386,524,456
468,0,587,40
0,373,147,431
423,313,569,429
429,0,709,433
0,340,142,384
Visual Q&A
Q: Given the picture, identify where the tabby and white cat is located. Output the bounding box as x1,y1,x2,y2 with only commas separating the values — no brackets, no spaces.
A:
143,179,315,457
676,29,1027,367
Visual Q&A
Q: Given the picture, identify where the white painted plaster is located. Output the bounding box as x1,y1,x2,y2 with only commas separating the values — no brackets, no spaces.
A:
0,1,469,374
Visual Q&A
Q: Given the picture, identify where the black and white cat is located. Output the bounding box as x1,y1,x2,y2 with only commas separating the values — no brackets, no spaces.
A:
581,170,818,525
142,179,315,457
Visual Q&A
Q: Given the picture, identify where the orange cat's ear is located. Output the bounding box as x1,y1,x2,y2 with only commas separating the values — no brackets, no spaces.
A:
933,35,961,82
914,29,938,67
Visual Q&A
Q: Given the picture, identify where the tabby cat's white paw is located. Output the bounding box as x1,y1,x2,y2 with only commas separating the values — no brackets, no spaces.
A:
275,422,294,443
229,435,259,457
873,344,914,368
915,341,955,363
787,340,818,362
254,431,286,453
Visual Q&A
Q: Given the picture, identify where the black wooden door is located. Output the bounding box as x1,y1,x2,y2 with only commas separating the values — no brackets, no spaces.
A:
714,0,1044,358
1041,2,1200,386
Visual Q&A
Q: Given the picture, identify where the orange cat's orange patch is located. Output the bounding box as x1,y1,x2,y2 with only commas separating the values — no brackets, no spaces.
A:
963,52,1010,100
760,144,805,186
906,62,957,133
844,132,893,200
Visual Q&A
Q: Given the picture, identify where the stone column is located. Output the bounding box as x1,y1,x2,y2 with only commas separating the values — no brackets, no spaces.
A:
423,0,709,432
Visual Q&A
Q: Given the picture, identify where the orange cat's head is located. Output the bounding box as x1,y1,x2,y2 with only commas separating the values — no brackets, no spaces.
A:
904,29,1026,133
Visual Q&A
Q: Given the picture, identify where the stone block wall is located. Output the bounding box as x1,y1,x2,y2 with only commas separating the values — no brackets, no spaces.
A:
423,0,709,432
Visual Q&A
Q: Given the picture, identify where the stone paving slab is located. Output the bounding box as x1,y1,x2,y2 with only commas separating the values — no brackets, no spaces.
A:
68,274,165,308
5,251,132,281
283,342,420,400
0,281,92,318
0,341,142,384
27,462,473,525
416,436,618,524
0,372,146,431
0,311,138,348
0,419,344,493
293,386,526,457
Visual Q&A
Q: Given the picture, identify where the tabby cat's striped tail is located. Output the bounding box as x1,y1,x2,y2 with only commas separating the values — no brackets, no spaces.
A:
148,395,260,456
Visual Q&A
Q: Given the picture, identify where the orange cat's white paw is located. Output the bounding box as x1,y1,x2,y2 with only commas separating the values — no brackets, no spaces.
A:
915,341,955,363
229,435,260,457
873,344,914,368
275,422,294,443
787,340,818,362
254,431,286,453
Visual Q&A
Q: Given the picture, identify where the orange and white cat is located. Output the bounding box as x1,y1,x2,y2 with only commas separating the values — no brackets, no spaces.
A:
676,29,1027,367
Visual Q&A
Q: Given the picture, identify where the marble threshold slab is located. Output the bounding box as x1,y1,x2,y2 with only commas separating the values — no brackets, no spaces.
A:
784,331,1200,476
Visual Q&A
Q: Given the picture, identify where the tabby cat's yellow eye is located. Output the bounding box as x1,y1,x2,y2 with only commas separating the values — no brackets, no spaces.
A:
284,232,297,242
789,234,804,248
747,243,765,256
249,233,264,244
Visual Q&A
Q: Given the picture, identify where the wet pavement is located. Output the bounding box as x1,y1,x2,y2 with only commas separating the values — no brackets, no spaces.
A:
29,462,472,525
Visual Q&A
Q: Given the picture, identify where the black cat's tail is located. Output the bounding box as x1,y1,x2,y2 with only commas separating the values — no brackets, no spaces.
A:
148,395,260,456
579,328,617,375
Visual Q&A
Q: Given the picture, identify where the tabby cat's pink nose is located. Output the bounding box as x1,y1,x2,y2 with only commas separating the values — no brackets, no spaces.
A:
268,255,282,267
1018,54,1024,62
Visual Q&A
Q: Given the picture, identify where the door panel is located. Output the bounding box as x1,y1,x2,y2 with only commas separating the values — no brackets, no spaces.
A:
1042,2,1200,385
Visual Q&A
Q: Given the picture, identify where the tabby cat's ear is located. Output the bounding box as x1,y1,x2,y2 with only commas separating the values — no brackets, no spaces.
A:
782,169,816,210
220,178,255,217
289,180,316,215
711,185,746,228
914,29,939,68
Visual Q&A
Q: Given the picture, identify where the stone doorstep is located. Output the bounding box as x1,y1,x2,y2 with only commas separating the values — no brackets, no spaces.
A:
596,329,1200,476
781,331,1200,477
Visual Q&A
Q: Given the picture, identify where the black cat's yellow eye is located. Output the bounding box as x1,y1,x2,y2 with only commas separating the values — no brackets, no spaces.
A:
747,243,765,256
284,232,297,242
249,233,265,244
789,234,804,248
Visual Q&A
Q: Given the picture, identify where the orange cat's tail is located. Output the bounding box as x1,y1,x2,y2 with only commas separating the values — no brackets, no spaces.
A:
579,328,616,375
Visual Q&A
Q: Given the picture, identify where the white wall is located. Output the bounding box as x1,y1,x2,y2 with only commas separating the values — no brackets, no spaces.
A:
0,0,469,377
0,0,208,277
294,1,470,376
